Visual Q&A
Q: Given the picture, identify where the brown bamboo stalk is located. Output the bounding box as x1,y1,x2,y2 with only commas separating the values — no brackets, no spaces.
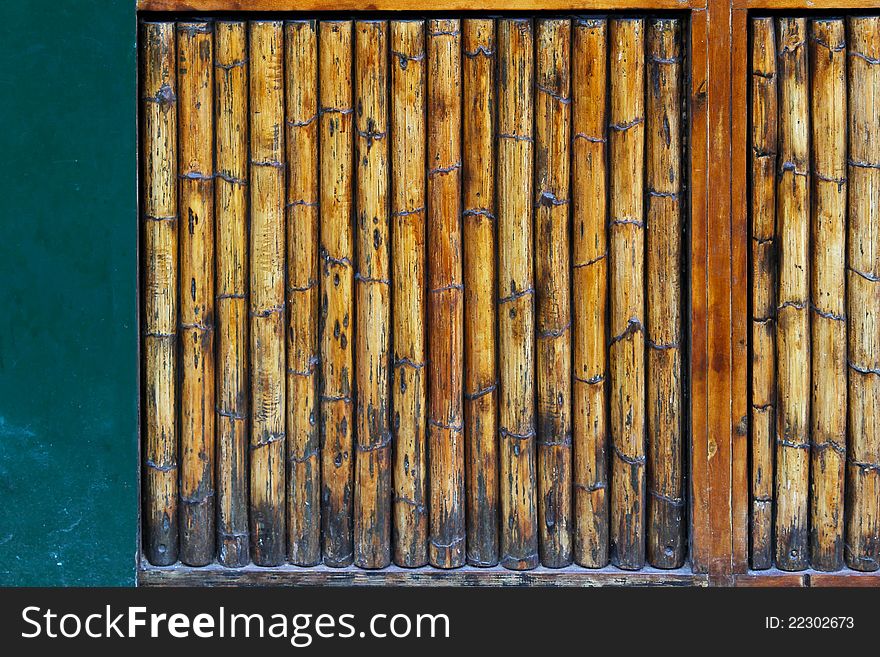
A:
249,20,286,566
142,21,178,566
285,19,321,567
319,20,355,568
390,20,429,568
353,19,392,569
177,21,215,567
497,18,538,571
427,18,466,569
809,18,847,573
534,17,573,568
775,17,810,572
571,17,609,568
608,17,646,570
846,16,880,573
645,18,684,569
215,20,249,567
462,17,499,568
749,16,776,571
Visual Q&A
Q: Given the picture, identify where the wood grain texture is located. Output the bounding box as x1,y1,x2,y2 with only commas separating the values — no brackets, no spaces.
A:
214,20,249,567
389,19,428,568
497,18,539,571
142,21,179,567
139,0,710,11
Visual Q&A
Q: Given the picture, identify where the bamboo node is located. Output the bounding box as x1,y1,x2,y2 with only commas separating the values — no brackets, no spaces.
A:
810,304,846,322
611,445,646,467
849,50,880,65
500,427,536,441
848,361,880,377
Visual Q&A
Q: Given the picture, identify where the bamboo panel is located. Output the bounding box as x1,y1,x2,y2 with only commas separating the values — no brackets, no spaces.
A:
354,20,392,569
608,17,646,571
142,21,178,567
462,18,499,568
285,19,321,567
389,19,428,568
571,17,609,568
497,18,539,571
535,17,573,568
427,18,466,569
215,20,249,568
645,17,684,569
177,21,216,567
319,20,355,568
249,21,286,567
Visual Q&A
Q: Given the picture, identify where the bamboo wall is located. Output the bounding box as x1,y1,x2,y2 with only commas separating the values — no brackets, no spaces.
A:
750,16,880,573
140,15,688,572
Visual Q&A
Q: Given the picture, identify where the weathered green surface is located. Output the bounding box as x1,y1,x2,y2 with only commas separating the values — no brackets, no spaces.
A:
0,0,137,585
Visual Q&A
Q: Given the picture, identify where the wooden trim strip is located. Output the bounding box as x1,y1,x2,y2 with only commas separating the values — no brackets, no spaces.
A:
139,0,710,12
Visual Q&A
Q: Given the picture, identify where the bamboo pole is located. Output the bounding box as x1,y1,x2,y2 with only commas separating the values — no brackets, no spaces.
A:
497,18,538,571
319,20,355,568
249,20,286,567
389,19,428,568
353,19,392,569
427,18,466,569
142,21,178,566
285,19,321,567
775,17,810,572
608,17,646,570
215,20,249,567
177,21,216,567
645,18,684,569
749,16,776,571
462,17,498,568
571,18,609,568
846,16,880,573
534,17,573,568
809,18,847,573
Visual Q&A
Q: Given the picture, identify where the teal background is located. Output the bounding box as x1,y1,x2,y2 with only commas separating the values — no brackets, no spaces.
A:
0,1,138,585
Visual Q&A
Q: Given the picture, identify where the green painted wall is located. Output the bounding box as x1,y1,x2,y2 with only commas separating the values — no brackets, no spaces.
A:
0,1,137,585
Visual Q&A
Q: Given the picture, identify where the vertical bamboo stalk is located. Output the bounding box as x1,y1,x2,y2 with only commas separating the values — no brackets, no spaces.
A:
249,21,286,567
775,17,810,572
427,18,466,569
497,18,539,571
142,21,178,566
809,18,847,573
177,21,215,567
534,17,573,568
846,16,880,573
571,18,609,568
390,20,429,567
608,17,646,570
462,17,499,568
353,20,392,569
285,19,321,567
319,20,355,568
645,18,684,569
750,17,777,571
215,20,249,567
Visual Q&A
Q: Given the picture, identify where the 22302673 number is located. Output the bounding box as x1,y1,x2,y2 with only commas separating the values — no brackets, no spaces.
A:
765,617,854,630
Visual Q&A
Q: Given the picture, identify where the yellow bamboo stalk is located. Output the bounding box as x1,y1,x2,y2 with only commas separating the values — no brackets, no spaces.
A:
319,20,355,568
497,18,538,571
846,16,880,573
390,20,428,567
535,17,572,568
775,17,810,572
354,19,392,569
142,21,178,566
215,20,249,567
177,21,215,567
285,19,320,567
249,20,286,566
462,17,498,568
571,17,609,568
645,18,684,569
749,16,776,571
809,18,847,573
427,18,465,569
608,17,646,570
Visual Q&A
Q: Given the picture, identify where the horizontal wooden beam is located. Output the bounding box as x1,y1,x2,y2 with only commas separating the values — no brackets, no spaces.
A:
735,571,880,587
138,0,706,12
733,0,880,8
